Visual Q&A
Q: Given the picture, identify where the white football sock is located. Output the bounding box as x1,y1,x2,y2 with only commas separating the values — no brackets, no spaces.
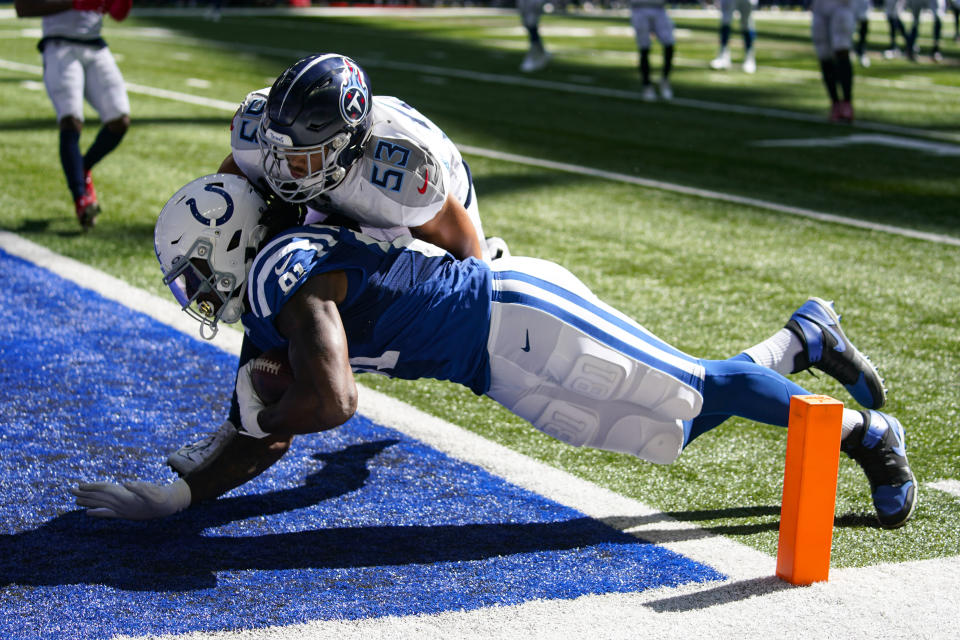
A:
741,328,804,376
842,408,864,440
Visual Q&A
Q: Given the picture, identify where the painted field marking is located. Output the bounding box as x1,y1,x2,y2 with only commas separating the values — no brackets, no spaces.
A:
4,233,960,639
753,134,960,156
2,55,957,248
929,479,960,499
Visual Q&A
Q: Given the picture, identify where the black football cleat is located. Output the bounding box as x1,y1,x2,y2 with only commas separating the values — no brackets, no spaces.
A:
842,410,918,528
786,297,886,409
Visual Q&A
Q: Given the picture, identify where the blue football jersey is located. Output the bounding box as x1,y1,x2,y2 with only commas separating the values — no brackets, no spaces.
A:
243,225,493,395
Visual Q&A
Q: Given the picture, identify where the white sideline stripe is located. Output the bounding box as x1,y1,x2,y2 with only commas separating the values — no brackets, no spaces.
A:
753,134,960,156
458,145,960,248
2,56,957,249
4,231,960,640
928,479,960,498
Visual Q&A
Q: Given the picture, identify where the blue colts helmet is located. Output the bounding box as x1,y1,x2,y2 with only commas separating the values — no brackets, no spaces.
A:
258,53,373,203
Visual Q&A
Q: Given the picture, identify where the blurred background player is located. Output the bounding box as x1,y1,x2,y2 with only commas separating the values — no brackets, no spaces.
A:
951,0,960,40
904,0,945,61
709,0,758,73
883,0,910,57
517,0,551,72
629,0,676,101
167,53,508,474
811,0,857,123
14,0,131,231
854,0,871,66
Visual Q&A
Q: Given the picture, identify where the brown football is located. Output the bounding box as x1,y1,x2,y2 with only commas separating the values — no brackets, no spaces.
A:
250,347,293,404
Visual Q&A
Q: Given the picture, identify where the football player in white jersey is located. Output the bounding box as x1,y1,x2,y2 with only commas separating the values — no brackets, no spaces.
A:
811,0,857,123
74,174,917,530
709,0,759,74
166,53,505,473
14,0,131,230
630,0,676,101
904,0,946,61
517,0,552,72
223,54,491,263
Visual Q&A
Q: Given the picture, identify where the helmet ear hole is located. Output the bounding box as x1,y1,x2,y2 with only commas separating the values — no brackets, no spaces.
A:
226,229,242,252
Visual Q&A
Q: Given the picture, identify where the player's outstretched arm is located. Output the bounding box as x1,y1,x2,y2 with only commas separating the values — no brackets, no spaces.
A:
71,431,294,519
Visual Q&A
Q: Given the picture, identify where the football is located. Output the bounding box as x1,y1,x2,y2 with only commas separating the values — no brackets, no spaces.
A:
250,347,294,404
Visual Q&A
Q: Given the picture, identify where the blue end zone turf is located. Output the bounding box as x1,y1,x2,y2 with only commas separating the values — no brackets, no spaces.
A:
0,248,725,639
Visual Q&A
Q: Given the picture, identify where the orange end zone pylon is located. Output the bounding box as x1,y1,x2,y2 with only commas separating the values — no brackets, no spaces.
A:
776,394,843,585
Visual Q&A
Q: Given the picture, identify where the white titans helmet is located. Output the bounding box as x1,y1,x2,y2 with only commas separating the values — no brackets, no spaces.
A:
154,173,268,339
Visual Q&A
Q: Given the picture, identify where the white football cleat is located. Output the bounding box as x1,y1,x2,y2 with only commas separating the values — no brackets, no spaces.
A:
167,420,237,476
710,48,731,70
659,78,673,101
641,84,657,102
742,51,756,74
520,45,551,73
859,52,871,67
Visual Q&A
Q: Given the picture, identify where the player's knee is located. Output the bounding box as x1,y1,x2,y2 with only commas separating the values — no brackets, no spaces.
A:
59,116,82,133
106,115,130,135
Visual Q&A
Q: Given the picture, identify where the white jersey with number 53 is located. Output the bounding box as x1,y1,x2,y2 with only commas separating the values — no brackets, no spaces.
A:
230,91,478,237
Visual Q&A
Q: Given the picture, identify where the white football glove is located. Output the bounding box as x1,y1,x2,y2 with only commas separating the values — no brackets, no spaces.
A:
71,478,191,520
235,359,270,439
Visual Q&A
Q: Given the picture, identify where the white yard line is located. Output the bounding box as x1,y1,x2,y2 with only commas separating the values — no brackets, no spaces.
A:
4,230,954,637
2,55,958,249
928,479,960,499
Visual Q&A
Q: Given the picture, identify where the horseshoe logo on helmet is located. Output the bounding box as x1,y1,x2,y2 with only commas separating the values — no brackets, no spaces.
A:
186,183,235,226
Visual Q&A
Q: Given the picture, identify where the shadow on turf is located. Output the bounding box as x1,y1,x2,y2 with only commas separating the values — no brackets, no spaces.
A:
602,505,879,543
644,574,795,612
0,438,661,592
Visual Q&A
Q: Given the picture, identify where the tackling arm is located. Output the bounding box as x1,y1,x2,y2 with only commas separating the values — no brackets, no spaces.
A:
411,193,483,260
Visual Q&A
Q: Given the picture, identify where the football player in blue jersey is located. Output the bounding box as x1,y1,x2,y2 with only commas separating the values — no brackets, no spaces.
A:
162,53,509,475
72,174,917,530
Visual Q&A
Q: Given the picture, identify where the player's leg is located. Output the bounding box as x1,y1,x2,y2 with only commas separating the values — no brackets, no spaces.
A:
952,0,960,39
631,8,657,100
905,1,922,58
485,256,705,464
711,0,735,69
83,46,130,172
884,0,906,54
825,3,856,121
930,0,945,60
656,8,676,99
42,42,92,227
683,359,915,527
740,0,759,72
518,0,551,72
855,0,871,66
812,9,844,119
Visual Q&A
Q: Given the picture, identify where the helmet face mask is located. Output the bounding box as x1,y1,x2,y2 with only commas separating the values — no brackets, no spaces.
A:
258,53,373,203
155,174,268,339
